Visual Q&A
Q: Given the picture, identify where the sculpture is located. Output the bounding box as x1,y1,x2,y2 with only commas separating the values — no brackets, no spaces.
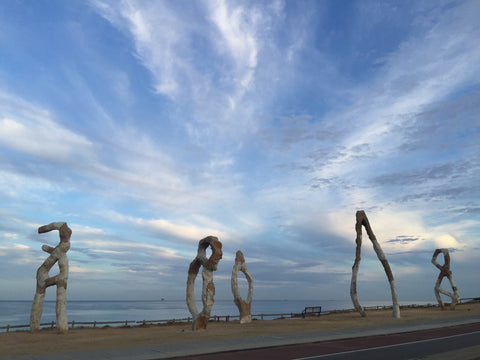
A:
231,250,253,324
186,236,223,330
350,211,400,318
30,222,72,332
432,248,460,310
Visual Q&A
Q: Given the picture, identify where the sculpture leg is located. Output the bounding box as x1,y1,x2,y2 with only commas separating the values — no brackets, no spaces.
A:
30,292,45,331
56,286,68,332
434,275,445,310
234,299,252,324
351,211,400,317
193,268,215,331
350,259,366,317
447,276,460,310
432,248,460,311
231,250,254,324
30,222,71,332
186,236,222,331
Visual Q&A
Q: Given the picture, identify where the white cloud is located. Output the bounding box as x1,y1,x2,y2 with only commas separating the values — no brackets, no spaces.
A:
0,90,94,163
0,115,93,163
293,262,350,275
305,3,480,183
92,0,194,99
0,89,198,208
3,232,18,239
0,243,38,266
91,0,279,141
433,234,459,250
102,210,230,243
76,238,182,260
12,243,29,250
69,224,107,238
1,0,479,301
145,218,228,243
207,0,259,96
70,265,105,274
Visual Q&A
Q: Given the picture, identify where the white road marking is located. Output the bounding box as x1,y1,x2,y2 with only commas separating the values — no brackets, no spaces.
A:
293,330,480,360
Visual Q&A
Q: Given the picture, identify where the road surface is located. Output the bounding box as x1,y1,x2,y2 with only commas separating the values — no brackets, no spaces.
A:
175,322,480,360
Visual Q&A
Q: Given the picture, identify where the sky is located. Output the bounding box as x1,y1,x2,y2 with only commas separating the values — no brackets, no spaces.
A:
0,0,479,304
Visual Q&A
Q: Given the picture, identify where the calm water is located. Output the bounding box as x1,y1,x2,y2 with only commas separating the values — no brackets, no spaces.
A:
0,299,433,329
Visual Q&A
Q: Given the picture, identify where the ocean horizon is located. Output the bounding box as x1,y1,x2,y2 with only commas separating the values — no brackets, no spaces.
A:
0,299,435,329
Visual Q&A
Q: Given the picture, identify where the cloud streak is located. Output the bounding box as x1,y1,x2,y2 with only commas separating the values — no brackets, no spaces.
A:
0,0,479,301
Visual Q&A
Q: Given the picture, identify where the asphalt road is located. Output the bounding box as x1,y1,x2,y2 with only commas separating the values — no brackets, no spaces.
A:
293,331,480,360
175,322,480,360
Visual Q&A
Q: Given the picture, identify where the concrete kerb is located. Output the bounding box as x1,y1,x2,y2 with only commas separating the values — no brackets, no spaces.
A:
3,315,480,360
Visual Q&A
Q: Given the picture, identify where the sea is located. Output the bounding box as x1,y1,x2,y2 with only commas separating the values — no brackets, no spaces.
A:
0,299,434,330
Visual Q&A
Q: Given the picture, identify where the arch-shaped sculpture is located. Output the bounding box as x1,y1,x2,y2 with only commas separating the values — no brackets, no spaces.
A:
186,236,223,330
350,211,400,318
231,250,253,324
432,248,460,310
30,222,72,332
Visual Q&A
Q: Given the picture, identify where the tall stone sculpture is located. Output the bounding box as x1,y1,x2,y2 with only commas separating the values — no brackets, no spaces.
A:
186,236,223,330
30,222,72,333
231,250,253,324
432,248,460,310
350,211,400,318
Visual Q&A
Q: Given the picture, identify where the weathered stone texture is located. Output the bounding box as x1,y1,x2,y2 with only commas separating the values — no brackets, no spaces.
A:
30,222,71,333
231,250,253,324
350,210,400,318
432,248,460,310
186,236,223,330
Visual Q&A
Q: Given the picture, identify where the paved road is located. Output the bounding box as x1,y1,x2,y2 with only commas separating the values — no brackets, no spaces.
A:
4,316,480,360
174,322,480,360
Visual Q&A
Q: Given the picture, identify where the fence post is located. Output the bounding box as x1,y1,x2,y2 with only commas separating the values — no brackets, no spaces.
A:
4,311,327,332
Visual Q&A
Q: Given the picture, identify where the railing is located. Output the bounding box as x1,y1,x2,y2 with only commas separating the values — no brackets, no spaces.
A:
2,298,478,333
0,313,299,332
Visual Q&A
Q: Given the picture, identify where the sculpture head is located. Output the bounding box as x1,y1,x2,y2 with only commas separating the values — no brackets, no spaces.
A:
38,222,71,252
198,236,223,271
209,239,222,270
235,250,245,264
432,248,450,269
59,223,72,243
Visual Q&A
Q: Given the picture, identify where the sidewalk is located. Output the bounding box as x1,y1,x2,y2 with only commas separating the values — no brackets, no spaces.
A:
3,315,480,360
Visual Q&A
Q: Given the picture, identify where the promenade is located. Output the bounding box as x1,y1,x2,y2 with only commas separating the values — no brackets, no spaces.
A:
1,303,479,360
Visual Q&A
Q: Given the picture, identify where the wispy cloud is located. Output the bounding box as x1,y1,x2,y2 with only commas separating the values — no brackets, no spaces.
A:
0,0,479,301
0,93,94,162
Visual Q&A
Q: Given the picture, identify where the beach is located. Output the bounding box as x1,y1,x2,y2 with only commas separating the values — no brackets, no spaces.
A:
1,302,479,357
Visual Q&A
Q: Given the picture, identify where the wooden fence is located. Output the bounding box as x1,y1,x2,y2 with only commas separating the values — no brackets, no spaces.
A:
0,313,299,332
2,298,478,333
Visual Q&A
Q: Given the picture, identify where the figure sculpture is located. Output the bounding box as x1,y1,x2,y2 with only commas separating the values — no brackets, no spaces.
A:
231,250,253,324
186,236,223,330
432,248,460,310
350,211,400,318
30,222,72,332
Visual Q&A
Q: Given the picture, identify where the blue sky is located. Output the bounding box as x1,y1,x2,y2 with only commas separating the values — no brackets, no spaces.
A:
0,0,479,303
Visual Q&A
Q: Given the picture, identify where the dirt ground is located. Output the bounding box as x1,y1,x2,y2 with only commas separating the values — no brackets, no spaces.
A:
1,302,479,357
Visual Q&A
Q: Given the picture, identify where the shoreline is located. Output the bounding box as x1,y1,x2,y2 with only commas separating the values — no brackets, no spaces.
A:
1,299,471,332
1,301,479,357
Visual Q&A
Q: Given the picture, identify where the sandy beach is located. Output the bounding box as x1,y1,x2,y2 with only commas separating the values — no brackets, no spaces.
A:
1,302,479,357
